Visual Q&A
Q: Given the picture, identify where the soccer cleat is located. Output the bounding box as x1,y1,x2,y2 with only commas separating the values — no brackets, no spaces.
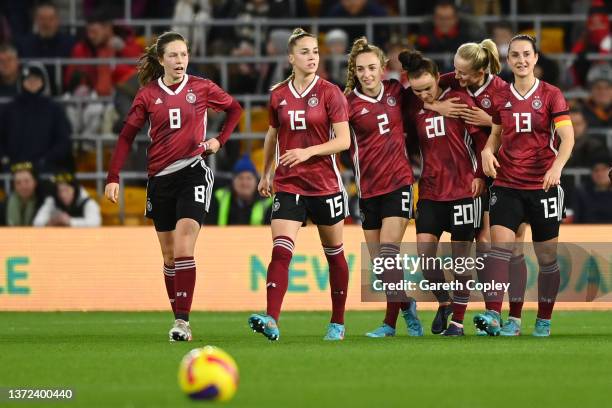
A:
365,323,396,338
475,328,488,336
473,310,502,336
402,301,424,337
169,319,192,342
500,317,521,336
323,323,345,341
442,321,465,336
248,313,280,341
431,304,453,334
532,318,551,337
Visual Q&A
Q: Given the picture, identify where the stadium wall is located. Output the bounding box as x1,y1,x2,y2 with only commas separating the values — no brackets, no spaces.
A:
0,226,611,311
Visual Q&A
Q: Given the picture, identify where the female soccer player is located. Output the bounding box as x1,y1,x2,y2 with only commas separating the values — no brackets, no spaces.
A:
428,40,529,335
104,32,242,341
476,35,574,337
343,37,423,338
400,49,486,336
248,28,351,341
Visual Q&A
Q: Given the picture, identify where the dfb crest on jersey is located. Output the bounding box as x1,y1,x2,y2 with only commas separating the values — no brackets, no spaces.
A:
308,96,319,107
532,98,542,110
186,92,197,104
272,200,280,212
146,198,152,212
481,97,492,109
386,96,397,106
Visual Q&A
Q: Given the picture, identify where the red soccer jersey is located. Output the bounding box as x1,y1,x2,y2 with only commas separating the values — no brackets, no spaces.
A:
125,74,235,177
491,79,569,190
440,73,508,164
268,75,349,196
347,79,414,199
405,87,480,201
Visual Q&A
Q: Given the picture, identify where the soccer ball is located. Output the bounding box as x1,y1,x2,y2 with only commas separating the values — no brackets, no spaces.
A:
178,346,239,401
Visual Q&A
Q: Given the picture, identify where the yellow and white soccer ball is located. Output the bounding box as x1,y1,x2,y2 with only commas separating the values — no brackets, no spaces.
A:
178,346,239,401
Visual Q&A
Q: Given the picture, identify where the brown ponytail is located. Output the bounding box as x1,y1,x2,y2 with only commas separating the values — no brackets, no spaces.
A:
398,49,438,79
344,37,388,95
137,31,188,86
270,27,317,91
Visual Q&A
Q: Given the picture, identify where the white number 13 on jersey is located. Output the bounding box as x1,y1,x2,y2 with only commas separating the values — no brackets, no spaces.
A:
169,108,181,129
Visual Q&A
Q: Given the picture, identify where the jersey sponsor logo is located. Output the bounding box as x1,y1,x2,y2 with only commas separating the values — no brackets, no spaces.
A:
481,97,491,109
154,97,162,105
360,107,369,115
279,99,287,106
186,92,196,104
386,96,397,106
505,102,512,108
308,96,319,107
532,98,542,110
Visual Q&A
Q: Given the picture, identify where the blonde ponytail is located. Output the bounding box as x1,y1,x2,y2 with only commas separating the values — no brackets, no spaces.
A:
479,38,501,75
270,27,317,91
344,37,388,95
456,38,501,74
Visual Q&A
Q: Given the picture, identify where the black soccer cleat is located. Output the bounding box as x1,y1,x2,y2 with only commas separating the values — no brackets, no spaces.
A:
431,304,453,334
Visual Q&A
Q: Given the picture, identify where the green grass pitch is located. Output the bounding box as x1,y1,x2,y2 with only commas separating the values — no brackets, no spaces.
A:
1,311,610,408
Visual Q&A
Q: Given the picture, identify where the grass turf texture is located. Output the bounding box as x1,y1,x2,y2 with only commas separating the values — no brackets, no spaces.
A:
0,311,610,408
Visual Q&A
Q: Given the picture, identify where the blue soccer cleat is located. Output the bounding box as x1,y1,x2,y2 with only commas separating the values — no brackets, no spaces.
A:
324,323,345,341
532,318,551,337
500,317,521,336
248,313,280,341
473,310,502,336
431,304,453,334
442,321,465,336
365,323,396,338
402,301,424,337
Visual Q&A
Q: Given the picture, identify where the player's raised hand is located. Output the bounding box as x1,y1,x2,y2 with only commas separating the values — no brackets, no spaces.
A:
481,149,500,178
258,175,273,197
104,182,119,204
426,97,467,118
471,178,485,198
461,106,492,127
279,148,312,168
200,138,221,155
542,164,562,192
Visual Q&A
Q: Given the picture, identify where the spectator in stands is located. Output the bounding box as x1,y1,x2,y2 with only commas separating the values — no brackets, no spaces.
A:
65,10,143,96
573,155,612,223
416,0,484,57
33,172,101,227
571,0,610,87
325,0,389,46
490,21,513,82
4,161,46,226
171,0,211,56
207,155,272,226
15,2,76,95
0,0,35,39
324,29,349,87
384,43,408,86
582,63,612,128
0,63,73,173
0,43,20,97
228,39,259,94
261,29,292,92
567,108,609,167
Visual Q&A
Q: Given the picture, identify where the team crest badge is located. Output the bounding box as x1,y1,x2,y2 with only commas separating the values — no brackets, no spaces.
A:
308,96,319,107
532,99,542,110
146,198,152,212
272,201,280,212
386,96,397,106
186,92,197,104
481,98,491,109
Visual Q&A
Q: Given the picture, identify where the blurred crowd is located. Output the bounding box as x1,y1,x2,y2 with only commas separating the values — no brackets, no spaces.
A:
0,0,611,226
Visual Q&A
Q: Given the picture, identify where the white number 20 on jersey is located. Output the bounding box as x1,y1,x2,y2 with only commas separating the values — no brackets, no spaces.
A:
169,108,181,129
425,116,445,138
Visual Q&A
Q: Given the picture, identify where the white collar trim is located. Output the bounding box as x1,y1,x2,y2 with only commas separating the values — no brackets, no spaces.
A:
438,87,452,100
354,83,385,103
510,78,539,100
468,74,494,97
288,75,319,98
158,74,189,96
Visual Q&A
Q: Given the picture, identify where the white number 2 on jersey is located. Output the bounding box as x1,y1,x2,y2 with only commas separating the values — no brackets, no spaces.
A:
377,113,390,135
425,116,445,138
169,108,181,129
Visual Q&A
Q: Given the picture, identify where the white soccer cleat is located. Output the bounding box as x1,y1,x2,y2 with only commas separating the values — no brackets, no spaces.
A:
169,319,192,342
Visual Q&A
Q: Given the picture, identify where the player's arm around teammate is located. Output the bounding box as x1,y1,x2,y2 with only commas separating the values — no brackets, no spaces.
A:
341,38,423,338
249,28,351,342
476,35,574,337
104,32,242,342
